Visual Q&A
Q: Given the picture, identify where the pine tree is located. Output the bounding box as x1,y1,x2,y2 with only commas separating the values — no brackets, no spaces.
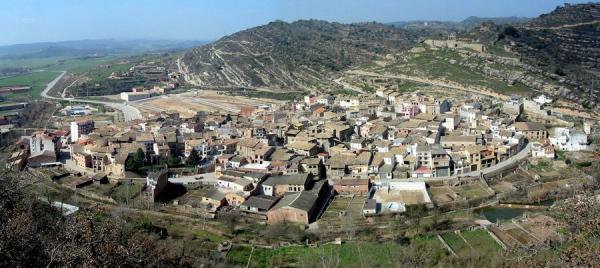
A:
166,155,180,167
187,148,201,167
126,148,146,171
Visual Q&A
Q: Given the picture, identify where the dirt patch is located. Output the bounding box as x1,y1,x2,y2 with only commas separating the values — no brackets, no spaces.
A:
518,215,563,242
374,189,428,205
134,90,285,118
428,186,458,204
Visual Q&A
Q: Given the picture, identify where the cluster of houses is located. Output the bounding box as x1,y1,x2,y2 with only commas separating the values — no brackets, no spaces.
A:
7,87,597,225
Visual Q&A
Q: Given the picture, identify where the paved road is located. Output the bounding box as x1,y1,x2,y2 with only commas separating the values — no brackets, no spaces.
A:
41,71,142,122
458,142,531,178
410,143,532,181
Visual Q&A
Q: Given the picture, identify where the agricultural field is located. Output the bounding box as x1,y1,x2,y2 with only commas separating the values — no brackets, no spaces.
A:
0,57,69,70
0,56,124,101
318,196,365,230
461,230,502,254
108,180,145,204
515,215,562,243
428,186,459,204
227,238,446,268
0,71,61,100
454,182,493,200
442,232,472,256
84,61,134,83
441,230,502,258
0,56,121,73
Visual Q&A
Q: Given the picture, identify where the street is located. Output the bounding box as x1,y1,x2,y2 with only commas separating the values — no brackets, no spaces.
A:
41,71,143,122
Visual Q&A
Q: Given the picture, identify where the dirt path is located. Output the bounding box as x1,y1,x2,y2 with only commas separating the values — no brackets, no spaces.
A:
345,70,510,100
524,20,600,30
332,77,365,94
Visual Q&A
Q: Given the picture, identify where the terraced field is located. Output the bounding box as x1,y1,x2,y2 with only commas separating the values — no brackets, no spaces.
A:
228,237,446,268
442,232,472,256
461,230,502,254
442,230,502,258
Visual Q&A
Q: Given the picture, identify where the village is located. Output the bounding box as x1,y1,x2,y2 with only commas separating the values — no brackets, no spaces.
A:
3,75,599,260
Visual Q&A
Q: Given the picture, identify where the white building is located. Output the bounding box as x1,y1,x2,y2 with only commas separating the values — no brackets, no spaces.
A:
531,142,555,158
533,95,553,105
70,120,95,142
120,91,150,102
339,98,359,108
217,176,253,192
549,128,589,151
442,114,460,131
26,132,60,156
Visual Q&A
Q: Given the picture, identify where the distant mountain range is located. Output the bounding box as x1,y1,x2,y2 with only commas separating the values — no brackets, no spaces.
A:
0,39,210,60
388,16,531,28
386,16,531,37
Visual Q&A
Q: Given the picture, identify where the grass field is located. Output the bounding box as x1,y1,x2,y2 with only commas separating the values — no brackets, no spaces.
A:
0,57,69,69
456,183,493,200
228,239,445,268
192,229,228,242
442,230,502,258
461,230,502,253
109,181,145,204
0,56,120,73
85,62,134,83
0,71,61,100
0,56,129,101
46,57,119,73
442,232,472,256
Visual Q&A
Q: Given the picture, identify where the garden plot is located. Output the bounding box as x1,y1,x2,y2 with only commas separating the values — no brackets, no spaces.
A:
504,226,537,246
461,230,502,254
489,181,516,194
428,186,460,205
517,215,563,243
489,226,520,249
227,238,445,268
441,230,502,257
442,232,472,257
454,182,493,200
318,196,365,229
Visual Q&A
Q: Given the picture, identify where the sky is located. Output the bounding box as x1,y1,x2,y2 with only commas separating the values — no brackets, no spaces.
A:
0,0,594,46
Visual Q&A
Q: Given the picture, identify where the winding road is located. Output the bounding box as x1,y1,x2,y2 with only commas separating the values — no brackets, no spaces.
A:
41,71,142,122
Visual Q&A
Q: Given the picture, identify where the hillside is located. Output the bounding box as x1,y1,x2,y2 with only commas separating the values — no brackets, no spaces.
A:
407,3,600,105
179,20,414,90
498,3,600,102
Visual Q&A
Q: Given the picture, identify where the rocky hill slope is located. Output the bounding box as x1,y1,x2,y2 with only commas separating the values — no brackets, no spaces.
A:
178,4,599,105
498,3,600,102
179,20,413,90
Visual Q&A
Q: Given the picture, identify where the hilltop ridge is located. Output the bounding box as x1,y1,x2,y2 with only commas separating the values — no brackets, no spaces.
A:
179,20,413,90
